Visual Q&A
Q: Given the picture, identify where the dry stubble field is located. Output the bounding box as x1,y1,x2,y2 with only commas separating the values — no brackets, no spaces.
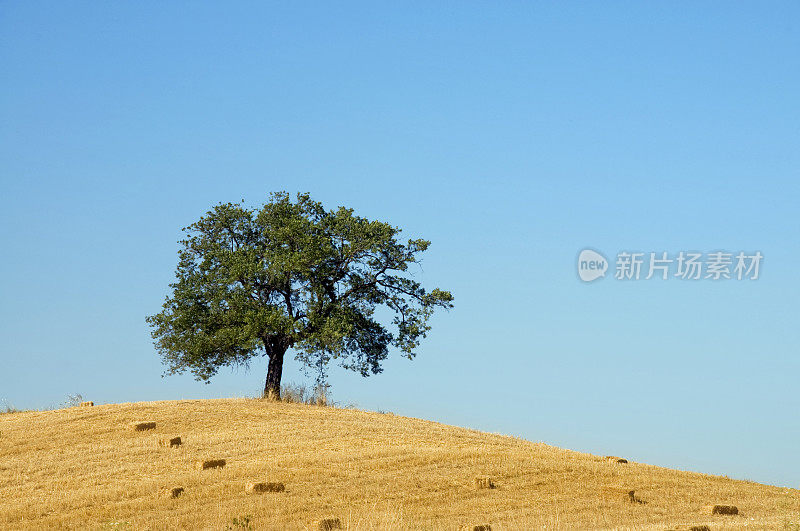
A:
1,398,798,530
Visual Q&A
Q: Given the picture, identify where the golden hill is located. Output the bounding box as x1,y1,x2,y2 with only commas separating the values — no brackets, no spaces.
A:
1,399,797,530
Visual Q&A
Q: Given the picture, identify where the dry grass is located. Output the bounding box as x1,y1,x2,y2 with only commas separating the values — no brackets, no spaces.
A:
0,398,797,530
599,486,637,503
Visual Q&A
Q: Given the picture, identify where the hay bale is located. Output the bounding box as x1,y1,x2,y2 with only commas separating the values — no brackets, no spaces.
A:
163,487,184,498
159,436,182,448
709,504,738,515
466,525,491,531
475,476,495,489
197,459,226,470
605,456,628,464
246,482,285,494
132,421,156,431
668,526,711,531
317,518,342,530
80,401,94,407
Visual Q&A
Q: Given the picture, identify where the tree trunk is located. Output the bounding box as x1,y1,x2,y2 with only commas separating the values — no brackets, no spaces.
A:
263,342,286,399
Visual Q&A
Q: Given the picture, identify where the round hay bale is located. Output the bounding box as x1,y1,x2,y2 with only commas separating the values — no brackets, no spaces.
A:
318,518,342,530
162,487,184,499
197,459,226,470
246,482,285,494
709,504,738,515
159,436,182,448
132,421,156,431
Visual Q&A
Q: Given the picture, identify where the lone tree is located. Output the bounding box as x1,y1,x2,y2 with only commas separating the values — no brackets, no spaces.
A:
147,192,454,399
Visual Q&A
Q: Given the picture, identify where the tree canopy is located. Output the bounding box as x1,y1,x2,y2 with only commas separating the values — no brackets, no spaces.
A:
147,192,454,398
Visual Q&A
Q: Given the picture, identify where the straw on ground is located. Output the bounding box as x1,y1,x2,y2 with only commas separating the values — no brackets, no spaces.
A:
0,398,797,529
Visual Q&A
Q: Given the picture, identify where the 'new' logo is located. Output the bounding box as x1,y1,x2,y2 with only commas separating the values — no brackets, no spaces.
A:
578,249,607,282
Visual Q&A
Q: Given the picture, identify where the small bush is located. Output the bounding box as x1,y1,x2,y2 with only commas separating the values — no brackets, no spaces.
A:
226,515,253,530
475,476,495,490
261,383,333,407
1,400,22,414
63,394,84,408
277,383,307,403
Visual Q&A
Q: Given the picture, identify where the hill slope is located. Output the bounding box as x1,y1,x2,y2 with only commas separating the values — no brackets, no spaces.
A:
1,399,797,530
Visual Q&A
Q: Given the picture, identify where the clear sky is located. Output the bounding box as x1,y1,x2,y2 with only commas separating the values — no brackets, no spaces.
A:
1,2,798,487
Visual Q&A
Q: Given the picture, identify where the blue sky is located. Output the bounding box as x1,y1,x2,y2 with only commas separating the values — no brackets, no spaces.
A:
1,2,798,487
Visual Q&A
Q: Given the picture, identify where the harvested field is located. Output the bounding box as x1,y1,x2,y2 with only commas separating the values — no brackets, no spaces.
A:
0,398,797,529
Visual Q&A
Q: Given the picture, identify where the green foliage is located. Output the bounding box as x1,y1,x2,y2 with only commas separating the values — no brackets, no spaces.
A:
147,192,453,390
